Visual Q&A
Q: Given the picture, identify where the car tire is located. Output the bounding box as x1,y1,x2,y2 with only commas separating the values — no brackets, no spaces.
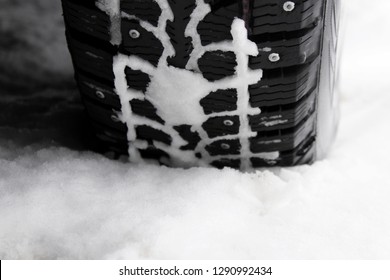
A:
62,0,340,169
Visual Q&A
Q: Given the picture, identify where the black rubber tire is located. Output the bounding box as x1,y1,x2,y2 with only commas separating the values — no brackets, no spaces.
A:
61,0,340,169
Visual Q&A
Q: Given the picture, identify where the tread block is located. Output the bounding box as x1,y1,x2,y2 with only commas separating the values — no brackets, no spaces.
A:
198,2,239,45
121,0,162,27
252,0,324,35
125,67,151,92
84,99,127,132
202,116,240,138
250,27,322,70
76,73,121,110
251,135,315,167
198,51,237,81
91,120,129,156
249,58,320,107
205,139,241,156
121,19,163,67
66,32,115,82
130,99,165,124
166,0,197,68
249,113,315,153
200,89,238,115
249,87,316,132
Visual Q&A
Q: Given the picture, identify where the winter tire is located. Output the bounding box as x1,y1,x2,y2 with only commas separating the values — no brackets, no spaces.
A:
62,0,340,169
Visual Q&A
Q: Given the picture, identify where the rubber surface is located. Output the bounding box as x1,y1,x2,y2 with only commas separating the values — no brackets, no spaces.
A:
62,0,339,168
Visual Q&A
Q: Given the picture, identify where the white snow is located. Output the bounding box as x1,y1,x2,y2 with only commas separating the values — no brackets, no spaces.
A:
1,0,390,259
145,65,210,126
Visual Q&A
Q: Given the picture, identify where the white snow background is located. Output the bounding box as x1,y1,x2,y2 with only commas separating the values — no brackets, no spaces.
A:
1,0,390,259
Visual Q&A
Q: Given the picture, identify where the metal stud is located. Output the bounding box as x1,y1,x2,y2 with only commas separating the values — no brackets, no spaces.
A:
269,53,280,62
283,1,295,12
221,143,231,150
223,119,234,126
129,29,140,39
95,90,105,99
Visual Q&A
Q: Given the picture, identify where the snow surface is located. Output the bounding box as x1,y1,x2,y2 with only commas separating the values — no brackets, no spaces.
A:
1,0,390,259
